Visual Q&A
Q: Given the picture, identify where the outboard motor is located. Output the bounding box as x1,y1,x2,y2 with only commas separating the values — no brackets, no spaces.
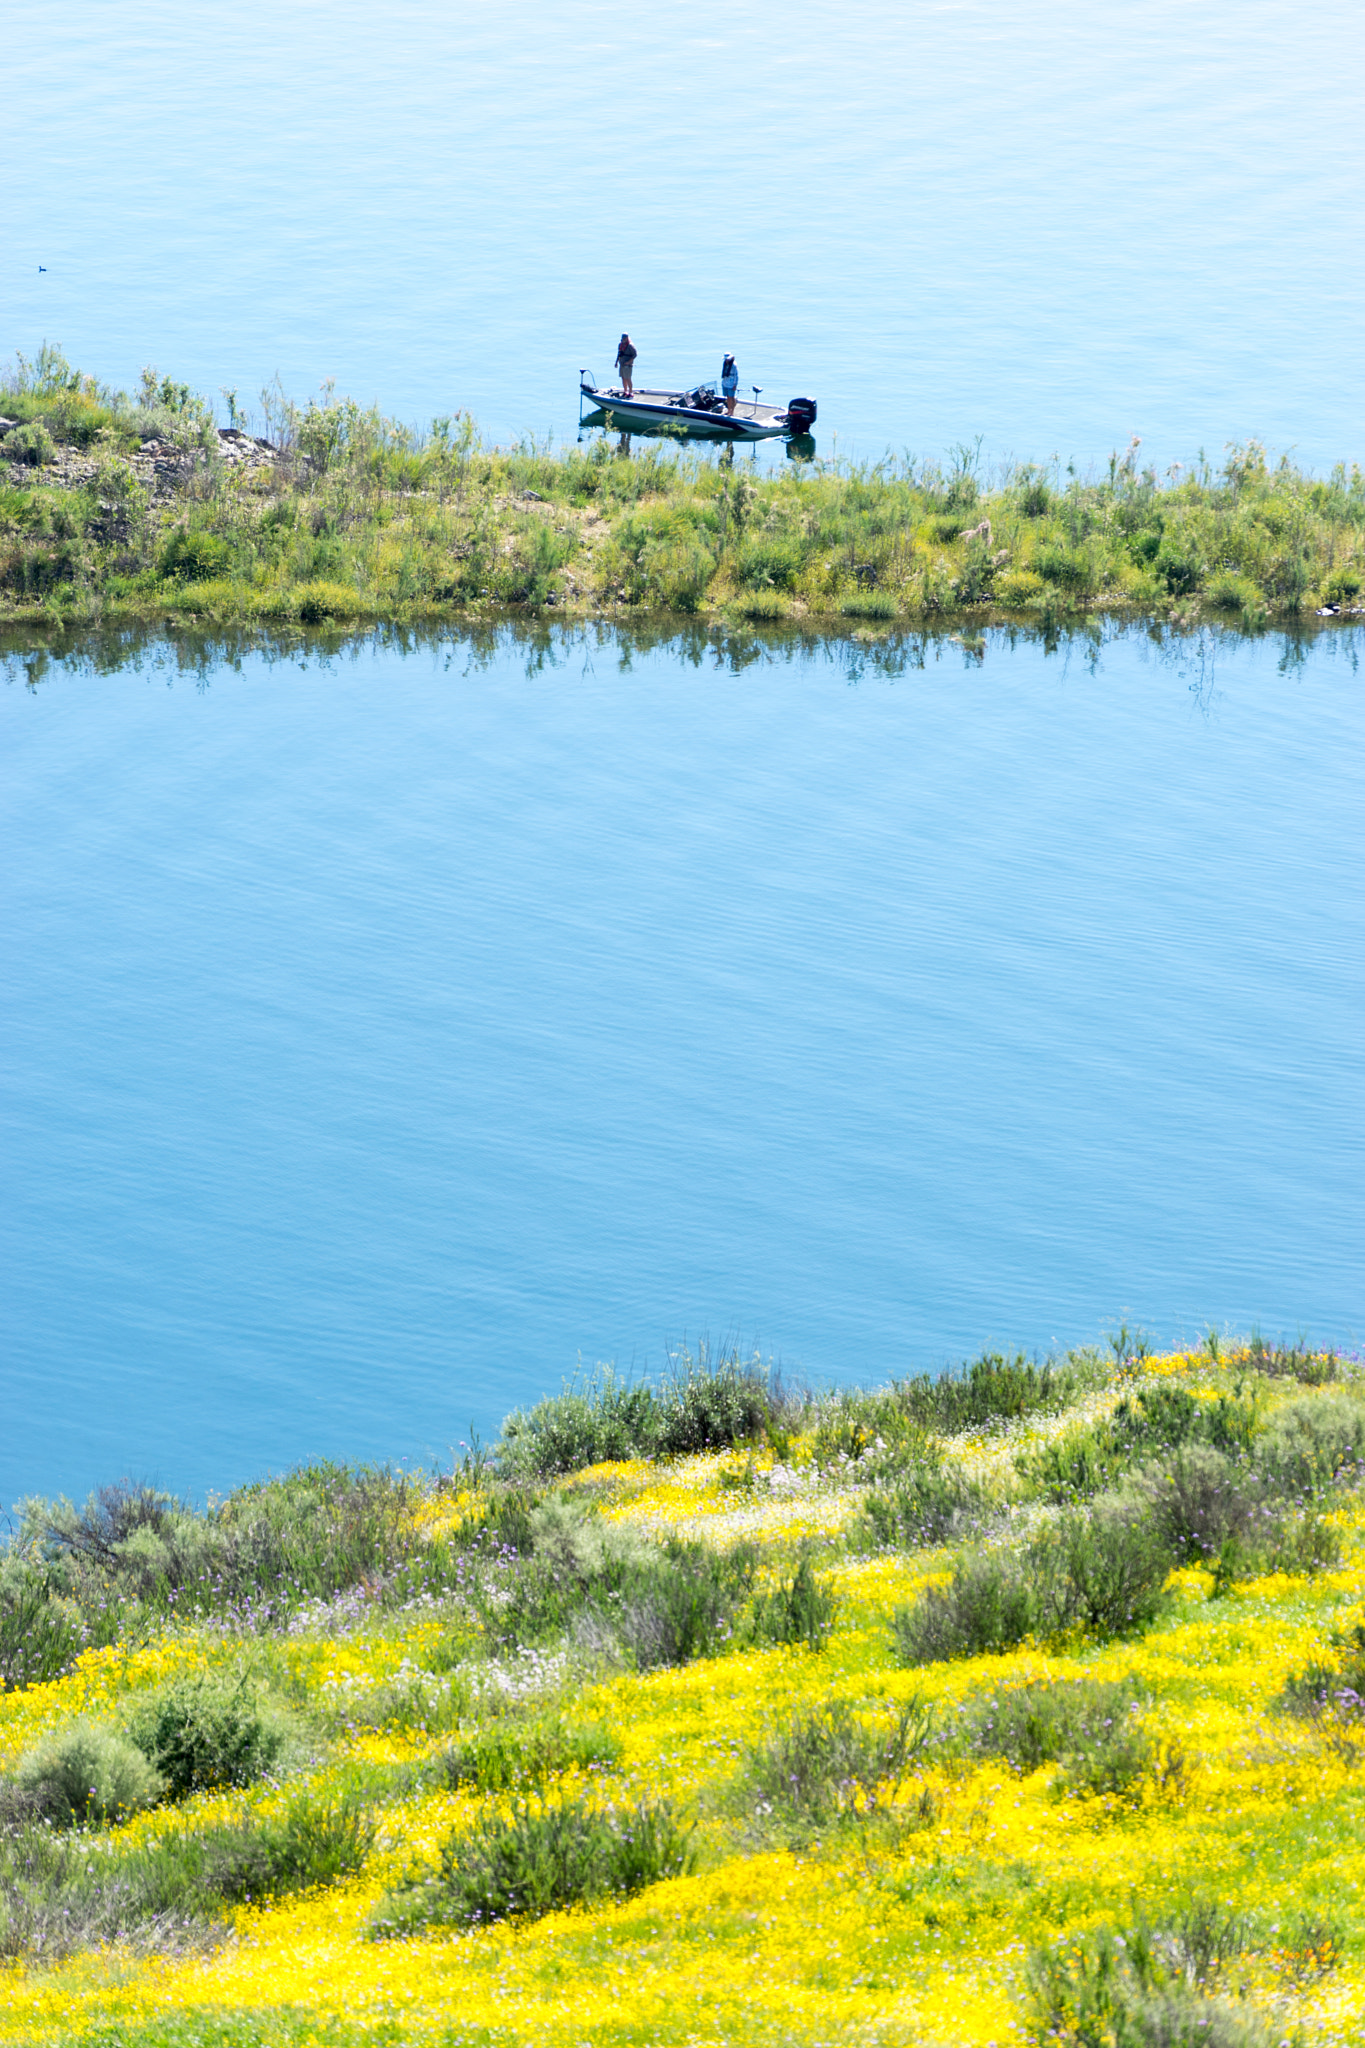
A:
784,397,818,434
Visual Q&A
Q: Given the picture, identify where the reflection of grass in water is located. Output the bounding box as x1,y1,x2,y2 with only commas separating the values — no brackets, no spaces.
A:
4,348,1365,629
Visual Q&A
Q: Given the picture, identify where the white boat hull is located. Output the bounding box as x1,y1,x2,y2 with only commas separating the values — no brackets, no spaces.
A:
580,382,793,441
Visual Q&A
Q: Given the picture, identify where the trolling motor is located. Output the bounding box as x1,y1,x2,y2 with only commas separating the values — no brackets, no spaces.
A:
784,397,818,435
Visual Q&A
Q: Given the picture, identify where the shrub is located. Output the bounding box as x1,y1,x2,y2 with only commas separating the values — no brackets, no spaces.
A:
436,1720,620,1795
995,567,1045,606
1035,542,1096,594
733,533,803,590
192,1796,374,1903
295,581,370,622
1019,1385,1264,1505
893,1351,1074,1435
741,1695,934,1833
655,1350,775,1456
605,1540,759,1669
371,1794,694,1934
497,1371,663,1475
961,1678,1152,1799
1279,1622,1365,1722
159,528,234,581
749,1556,838,1649
1024,1917,1274,2047
0,1568,83,1691
840,591,898,619
895,1503,1172,1664
855,1462,993,1548
1032,1503,1172,1639
496,1345,780,1477
894,1552,1039,1664
1245,1334,1336,1385
14,1722,163,1827
1016,474,1052,518
1255,1392,1365,1496
127,1678,284,1799
2,421,56,467
1155,531,1206,595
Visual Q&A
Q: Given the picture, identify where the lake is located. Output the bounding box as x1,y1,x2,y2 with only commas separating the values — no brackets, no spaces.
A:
2,620,1361,1506
5,0,1363,472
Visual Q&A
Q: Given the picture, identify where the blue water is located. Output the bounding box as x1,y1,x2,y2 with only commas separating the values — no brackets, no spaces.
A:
4,0,1363,469
2,623,1361,1505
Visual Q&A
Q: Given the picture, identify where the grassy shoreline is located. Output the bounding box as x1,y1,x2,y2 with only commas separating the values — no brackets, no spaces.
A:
3,1333,1365,2045
4,346,1365,635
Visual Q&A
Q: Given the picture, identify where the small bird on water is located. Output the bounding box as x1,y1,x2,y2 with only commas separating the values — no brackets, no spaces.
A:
38,266,46,272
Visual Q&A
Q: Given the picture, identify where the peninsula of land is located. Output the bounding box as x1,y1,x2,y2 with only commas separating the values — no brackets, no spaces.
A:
3,347,1362,634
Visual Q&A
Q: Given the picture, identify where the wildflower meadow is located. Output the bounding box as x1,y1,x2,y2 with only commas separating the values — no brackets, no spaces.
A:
2,1335,1363,2046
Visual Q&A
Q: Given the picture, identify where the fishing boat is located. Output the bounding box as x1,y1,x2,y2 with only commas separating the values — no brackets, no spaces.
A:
579,373,816,443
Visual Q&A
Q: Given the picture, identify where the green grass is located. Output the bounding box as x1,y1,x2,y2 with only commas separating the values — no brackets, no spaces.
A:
4,348,1365,628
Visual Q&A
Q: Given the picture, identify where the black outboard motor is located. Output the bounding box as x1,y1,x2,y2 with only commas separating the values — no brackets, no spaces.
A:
784,397,817,434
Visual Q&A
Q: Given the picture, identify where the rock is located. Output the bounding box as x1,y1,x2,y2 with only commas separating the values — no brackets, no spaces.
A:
0,417,17,434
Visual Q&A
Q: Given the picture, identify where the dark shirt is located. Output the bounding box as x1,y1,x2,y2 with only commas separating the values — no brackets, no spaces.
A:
616,341,637,366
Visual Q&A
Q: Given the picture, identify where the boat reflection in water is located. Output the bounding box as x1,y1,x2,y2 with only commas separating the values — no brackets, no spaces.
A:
580,408,818,464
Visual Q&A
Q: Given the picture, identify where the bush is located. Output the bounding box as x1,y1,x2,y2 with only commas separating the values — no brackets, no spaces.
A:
159,528,233,581
2,421,56,467
749,1556,837,1649
14,1722,163,1827
733,533,803,590
497,1345,779,1476
1255,1392,1365,1496
0,1568,84,1691
1279,1621,1365,1722
895,1503,1172,1664
191,1796,374,1903
1019,1385,1264,1505
371,1794,694,1934
1245,1334,1336,1385
893,1352,1074,1435
1035,542,1097,594
1031,1503,1172,1639
894,1552,1039,1664
436,1720,620,1794
127,1678,284,1800
1155,532,1206,596
740,1695,934,1834
1140,1444,1339,1580
961,1678,1152,1799
655,1350,775,1456
605,1541,759,1669
856,1461,993,1548
1024,1917,1275,2047
1140,1446,1260,1563
478,1494,756,1668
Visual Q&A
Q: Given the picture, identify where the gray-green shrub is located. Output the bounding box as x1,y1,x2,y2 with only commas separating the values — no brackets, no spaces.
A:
961,1678,1153,1798
371,1794,694,1934
14,1722,163,1827
742,1696,935,1835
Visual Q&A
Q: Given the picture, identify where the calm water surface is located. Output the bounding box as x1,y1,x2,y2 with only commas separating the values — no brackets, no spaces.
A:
4,0,1362,467
2,624,1361,1504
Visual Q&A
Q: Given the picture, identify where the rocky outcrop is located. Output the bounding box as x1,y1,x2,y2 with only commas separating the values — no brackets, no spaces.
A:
4,426,282,503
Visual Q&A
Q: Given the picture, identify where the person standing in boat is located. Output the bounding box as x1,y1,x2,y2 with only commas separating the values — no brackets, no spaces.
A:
721,353,739,415
615,334,637,396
